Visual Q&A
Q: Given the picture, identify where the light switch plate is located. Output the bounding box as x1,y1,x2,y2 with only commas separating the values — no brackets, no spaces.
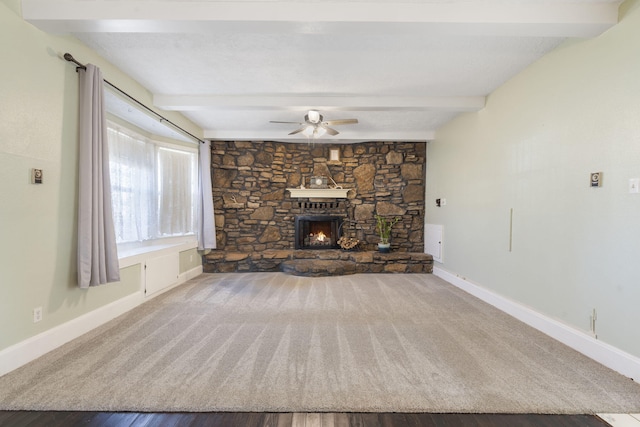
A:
630,178,639,194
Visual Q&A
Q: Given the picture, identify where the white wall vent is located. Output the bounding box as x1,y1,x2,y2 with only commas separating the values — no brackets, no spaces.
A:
425,224,443,263
145,253,179,296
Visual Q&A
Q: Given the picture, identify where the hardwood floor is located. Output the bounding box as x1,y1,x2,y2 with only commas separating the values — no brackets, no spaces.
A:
0,411,611,426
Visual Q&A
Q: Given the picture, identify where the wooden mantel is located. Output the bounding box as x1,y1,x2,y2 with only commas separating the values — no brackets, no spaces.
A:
286,188,351,198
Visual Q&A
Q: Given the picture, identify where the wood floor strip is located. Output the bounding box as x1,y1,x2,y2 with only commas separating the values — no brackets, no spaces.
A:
0,411,614,427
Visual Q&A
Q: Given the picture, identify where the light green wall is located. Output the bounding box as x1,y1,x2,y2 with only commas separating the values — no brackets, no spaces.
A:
0,0,202,351
426,0,640,358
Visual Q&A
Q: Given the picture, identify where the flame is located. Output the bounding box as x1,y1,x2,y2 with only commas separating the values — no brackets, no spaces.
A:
316,231,327,242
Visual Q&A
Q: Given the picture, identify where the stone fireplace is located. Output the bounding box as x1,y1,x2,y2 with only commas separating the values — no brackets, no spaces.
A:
295,215,343,250
209,140,426,253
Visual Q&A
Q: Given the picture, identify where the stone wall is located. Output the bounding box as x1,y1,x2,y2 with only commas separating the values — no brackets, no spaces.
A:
211,140,426,252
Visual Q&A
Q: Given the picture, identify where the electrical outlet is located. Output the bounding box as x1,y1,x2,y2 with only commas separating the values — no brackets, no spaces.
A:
33,307,42,323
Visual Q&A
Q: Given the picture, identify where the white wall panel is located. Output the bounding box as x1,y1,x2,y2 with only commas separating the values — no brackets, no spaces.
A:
145,253,179,296
425,224,443,263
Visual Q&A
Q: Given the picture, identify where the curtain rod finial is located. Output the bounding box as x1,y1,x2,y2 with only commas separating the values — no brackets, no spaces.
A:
64,52,86,70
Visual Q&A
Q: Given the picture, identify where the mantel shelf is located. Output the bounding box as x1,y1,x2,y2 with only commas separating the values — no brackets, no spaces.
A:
287,188,351,199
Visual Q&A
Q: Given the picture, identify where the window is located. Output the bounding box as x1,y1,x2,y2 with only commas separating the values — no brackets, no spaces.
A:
107,123,198,244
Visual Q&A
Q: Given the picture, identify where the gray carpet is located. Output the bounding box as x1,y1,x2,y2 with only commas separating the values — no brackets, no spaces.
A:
1,273,639,413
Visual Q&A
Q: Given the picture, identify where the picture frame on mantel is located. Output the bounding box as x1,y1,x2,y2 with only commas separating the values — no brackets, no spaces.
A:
310,176,328,189
329,147,340,162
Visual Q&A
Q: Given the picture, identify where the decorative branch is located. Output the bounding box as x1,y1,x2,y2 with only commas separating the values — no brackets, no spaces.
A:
375,214,401,244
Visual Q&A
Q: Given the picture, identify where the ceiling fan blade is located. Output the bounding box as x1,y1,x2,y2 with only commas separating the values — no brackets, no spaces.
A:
288,126,307,135
323,118,358,126
320,124,339,136
270,120,303,124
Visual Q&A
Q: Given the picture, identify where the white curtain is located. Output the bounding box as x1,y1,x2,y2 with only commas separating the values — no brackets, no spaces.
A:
198,141,216,250
108,123,198,243
77,64,120,288
158,147,197,236
108,127,156,242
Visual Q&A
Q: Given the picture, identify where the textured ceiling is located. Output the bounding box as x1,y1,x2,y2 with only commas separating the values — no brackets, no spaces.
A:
22,0,621,143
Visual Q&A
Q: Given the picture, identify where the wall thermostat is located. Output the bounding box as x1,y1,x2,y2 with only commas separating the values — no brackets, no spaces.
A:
590,172,602,187
32,168,43,184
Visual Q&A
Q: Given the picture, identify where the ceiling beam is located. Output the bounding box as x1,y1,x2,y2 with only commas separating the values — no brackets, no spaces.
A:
22,1,619,37
154,95,486,112
203,129,435,142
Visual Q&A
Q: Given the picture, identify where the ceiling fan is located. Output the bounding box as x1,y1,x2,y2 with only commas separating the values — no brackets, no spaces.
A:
270,110,358,137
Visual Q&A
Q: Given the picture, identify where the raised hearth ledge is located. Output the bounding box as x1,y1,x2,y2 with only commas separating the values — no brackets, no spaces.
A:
287,188,351,198
203,249,433,275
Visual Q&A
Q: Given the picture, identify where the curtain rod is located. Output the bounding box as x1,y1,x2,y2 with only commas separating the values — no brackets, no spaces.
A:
63,53,206,145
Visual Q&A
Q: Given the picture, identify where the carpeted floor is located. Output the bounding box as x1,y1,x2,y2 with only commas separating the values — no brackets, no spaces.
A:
1,273,639,413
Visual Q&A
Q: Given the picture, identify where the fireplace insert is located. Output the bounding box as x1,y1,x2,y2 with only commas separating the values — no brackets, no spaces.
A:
294,215,343,250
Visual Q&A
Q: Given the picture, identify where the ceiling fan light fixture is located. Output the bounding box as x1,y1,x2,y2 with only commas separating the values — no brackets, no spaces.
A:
301,124,327,138
307,110,321,123
302,125,315,137
270,110,356,137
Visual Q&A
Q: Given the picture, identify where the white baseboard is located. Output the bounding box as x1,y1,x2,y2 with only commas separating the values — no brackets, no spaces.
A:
0,291,144,377
181,265,203,283
434,267,640,381
0,265,204,377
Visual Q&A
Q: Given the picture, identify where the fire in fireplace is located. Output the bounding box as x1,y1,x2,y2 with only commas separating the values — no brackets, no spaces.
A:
295,215,343,250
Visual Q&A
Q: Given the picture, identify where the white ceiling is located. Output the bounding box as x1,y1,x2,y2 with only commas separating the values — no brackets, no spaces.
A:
22,0,621,143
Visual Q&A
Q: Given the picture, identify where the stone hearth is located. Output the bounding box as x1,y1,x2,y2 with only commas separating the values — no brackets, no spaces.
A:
203,249,433,275
281,259,357,277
